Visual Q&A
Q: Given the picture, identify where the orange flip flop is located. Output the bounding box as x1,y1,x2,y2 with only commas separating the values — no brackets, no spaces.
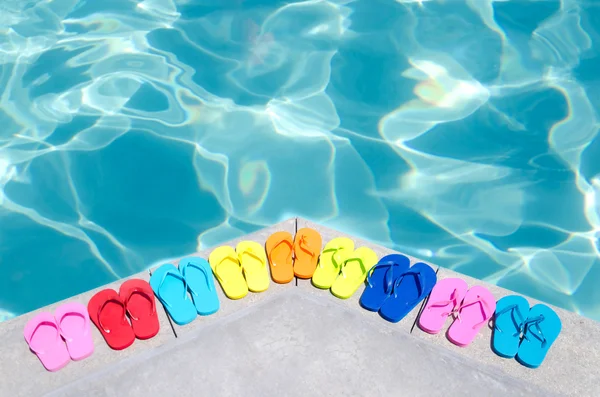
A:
265,231,295,284
293,228,322,279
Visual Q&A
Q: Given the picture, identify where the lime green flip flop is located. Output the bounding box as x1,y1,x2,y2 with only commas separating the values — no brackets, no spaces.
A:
312,237,355,289
331,247,378,299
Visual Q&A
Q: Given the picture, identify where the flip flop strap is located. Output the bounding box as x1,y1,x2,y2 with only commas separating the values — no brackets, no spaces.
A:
297,235,316,257
340,256,367,279
123,287,157,320
27,320,61,354
215,254,241,285
320,247,345,269
427,288,461,316
239,248,266,274
180,261,212,293
452,295,493,329
365,261,401,295
494,304,526,336
522,314,548,347
238,248,268,282
56,310,90,342
157,270,189,307
97,297,129,334
392,270,425,306
268,238,293,267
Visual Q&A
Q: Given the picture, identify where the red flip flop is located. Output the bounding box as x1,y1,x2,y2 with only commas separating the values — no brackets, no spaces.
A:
87,289,135,350
119,279,159,340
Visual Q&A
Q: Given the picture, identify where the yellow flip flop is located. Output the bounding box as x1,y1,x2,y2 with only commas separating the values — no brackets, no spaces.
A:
331,247,378,299
236,241,270,293
312,237,355,289
209,246,249,300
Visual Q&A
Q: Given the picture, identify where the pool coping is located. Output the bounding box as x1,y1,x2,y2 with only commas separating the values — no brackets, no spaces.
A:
1,217,597,396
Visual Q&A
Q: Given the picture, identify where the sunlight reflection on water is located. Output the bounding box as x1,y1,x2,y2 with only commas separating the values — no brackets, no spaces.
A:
0,0,599,321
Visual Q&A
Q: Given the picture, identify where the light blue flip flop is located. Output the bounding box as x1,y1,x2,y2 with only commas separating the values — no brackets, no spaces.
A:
492,295,530,358
516,304,562,368
150,263,197,326
179,256,220,316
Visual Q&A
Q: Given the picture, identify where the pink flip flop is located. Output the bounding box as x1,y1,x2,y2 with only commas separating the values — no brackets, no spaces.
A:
24,312,70,372
447,285,496,347
55,303,94,361
418,278,468,334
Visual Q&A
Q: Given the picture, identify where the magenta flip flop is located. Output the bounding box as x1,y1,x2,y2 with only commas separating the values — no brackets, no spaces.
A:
446,285,496,346
418,278,468,334
24,312,70,372
55,303,94,361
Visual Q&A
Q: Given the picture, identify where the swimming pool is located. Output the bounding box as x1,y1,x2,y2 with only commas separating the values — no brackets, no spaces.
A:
0,0,599,322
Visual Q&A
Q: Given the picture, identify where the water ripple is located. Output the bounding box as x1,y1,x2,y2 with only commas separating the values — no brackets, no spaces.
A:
0,0,599,321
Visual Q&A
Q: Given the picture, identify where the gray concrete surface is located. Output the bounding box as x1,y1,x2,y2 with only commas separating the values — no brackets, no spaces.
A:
0,217,597,396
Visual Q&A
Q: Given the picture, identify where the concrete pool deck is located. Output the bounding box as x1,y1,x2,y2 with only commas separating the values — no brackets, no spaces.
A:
1,218,597,396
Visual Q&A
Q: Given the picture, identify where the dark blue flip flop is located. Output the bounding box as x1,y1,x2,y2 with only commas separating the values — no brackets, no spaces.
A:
359,254,410,312
379,262,437,323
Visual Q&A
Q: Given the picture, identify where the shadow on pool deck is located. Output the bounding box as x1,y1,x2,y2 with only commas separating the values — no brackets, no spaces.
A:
0,218,597,396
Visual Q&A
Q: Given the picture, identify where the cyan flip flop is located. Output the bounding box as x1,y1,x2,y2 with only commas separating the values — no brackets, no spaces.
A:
150,263,197,326
515,304,561,368
359,254,410,312
492,295,530,358
378,262,437,323
179,256,220,316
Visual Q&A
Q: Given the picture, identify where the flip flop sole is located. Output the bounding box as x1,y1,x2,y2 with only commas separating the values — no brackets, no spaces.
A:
88,289,136,350
359,254,411,312
293,228,322,279
265,231,295,284
417,278,468,334
379,263,437,323
120,279,160,340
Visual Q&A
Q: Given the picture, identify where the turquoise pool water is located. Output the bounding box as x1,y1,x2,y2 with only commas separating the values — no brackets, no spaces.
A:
0,0,599,322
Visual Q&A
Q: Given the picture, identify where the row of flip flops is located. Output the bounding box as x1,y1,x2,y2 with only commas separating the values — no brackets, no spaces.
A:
281,235,563,369
154,229,383,303
24,228,562,371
